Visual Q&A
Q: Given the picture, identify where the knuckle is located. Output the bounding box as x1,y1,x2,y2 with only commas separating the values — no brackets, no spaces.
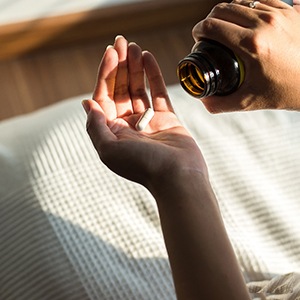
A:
210,2,230,15
240,31,267,57
259,11,280,27
195,18,218,37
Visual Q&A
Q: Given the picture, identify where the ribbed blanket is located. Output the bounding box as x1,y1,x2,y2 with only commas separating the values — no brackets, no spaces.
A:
1,84,300,299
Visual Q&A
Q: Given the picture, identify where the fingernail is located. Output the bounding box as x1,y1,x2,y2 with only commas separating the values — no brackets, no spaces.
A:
106,45,114,50
128,42,138,47
115,35,124,41
81,100,90,114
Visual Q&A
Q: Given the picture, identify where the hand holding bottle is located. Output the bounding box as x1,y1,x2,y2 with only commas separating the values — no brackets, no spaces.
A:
191,0,300,113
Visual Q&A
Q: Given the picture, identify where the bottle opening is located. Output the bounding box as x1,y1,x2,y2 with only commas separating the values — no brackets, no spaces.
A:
177,61,206,98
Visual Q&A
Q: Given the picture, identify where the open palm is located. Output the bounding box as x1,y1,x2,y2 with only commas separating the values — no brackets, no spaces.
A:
84,36,207,188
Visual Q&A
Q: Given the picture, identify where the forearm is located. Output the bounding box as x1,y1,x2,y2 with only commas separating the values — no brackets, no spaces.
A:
149,170,251,300
87,33,250,299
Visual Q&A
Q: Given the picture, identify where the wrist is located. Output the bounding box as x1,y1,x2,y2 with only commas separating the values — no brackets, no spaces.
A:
147,167,212,205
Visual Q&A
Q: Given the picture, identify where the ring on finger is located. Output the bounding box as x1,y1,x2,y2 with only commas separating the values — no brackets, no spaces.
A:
249,1,260,8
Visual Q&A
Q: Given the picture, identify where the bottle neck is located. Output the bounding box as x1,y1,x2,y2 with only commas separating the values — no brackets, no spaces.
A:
184,52,219,97
177,39,244,99
192,39,242,95
177,52,218,98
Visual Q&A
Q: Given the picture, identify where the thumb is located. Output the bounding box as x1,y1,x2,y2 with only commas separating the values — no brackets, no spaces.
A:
83,99,116,149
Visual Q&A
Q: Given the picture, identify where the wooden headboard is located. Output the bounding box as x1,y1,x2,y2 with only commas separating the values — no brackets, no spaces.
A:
0,0,219,60
0,0,220,121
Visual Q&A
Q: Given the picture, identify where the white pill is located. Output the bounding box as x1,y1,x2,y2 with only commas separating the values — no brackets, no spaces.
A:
135,108,155,131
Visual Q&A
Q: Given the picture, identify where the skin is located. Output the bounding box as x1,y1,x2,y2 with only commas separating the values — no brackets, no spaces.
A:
82,35,251,299
192,0,300,113
82,1,300,298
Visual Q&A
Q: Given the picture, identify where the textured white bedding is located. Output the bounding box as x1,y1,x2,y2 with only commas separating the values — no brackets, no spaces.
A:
1,84,300,299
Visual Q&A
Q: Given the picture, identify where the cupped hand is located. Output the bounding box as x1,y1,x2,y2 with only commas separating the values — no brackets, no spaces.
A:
192,0,300,113
83,36,207,189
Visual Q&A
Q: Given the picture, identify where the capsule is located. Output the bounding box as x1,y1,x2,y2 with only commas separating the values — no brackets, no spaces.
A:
135,108,155,131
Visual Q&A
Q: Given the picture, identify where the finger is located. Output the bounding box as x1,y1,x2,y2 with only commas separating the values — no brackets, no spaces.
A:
113,35,133,117
192,17,253,58
93,46,119,121
85,100,117,153
193,0,291,42
193,2,273,43
142,51,174,112
200,94,246,113
255,0,292,8
128,42,150,113
206,2,259,28
192,15,242,44
234,0,290,9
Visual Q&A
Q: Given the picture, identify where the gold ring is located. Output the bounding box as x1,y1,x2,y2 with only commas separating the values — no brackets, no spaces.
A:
249,1,260,8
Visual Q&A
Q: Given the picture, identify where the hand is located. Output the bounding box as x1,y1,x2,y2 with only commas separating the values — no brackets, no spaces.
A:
83,36,207,190
82,37,250,300
192,0,300,113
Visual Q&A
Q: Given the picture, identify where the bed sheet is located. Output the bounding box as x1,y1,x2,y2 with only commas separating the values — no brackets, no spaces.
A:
1,84,300,299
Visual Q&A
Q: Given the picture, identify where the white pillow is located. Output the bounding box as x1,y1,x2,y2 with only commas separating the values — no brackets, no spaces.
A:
1,84,300,299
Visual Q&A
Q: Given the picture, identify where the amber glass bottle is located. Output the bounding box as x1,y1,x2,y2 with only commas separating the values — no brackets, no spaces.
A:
177,39,244,99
